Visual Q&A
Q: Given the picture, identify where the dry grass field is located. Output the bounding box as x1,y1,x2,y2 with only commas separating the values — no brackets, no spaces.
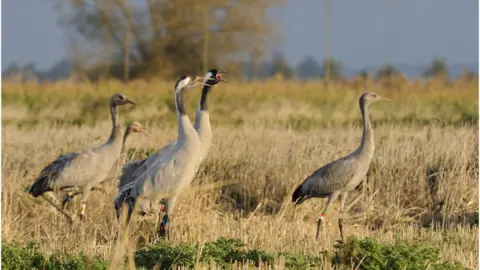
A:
1,78,478,269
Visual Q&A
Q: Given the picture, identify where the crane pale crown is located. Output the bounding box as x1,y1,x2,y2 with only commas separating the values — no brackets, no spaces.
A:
203,69,228,84
360,92,391,105
174,74,213,92
110,93,136,106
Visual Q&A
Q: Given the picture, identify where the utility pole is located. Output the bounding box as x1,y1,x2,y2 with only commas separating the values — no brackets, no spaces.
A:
124,23,130,81
384,0,394,66
324,0,332,84
203,6,209,74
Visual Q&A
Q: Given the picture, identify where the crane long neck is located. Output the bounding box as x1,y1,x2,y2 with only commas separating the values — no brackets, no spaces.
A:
175,88,187,116
175,87,193,142
199,84,212,111
107,104,123,144
194,84,214,159
121,127,132,153
357,99,374,159
194,84,212,130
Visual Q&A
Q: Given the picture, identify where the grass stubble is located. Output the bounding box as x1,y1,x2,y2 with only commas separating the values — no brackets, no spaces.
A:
1,79,478,269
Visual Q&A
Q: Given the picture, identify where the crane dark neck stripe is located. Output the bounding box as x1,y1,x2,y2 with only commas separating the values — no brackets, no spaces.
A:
175,89,187,115
199,84,212,111
122,127,132,152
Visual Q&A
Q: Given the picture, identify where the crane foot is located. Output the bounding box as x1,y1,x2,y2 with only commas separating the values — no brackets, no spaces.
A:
338,218,345,243
41,194,75,223
316,216,324,240
62,194,73,210
158,214,170,239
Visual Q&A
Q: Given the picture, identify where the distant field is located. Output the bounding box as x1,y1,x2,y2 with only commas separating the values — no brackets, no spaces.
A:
2,79,478,269
2,78,478,128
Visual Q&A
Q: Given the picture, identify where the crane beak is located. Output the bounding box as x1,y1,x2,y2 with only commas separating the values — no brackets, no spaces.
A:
125,98,136,105
217,72,228,83
193,76,213,87
381,96,391,101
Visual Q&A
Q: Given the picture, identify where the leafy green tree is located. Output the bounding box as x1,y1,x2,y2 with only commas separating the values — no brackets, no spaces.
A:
268,52,294,79
424,57,449,80
51,0,283,80
357,68,371,80
376,64,401,80
297,56,322,80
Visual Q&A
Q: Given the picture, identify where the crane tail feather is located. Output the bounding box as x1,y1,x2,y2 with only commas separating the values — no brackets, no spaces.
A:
292,183,307,205
29,176,53,197
118,162,138,189
114,187,136,222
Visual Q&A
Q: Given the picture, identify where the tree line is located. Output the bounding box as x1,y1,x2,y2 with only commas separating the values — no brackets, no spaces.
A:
49,0,282,81
4,0,477,82
267,53,474,82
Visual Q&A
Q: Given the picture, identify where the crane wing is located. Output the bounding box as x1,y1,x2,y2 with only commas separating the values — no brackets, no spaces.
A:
56,148,111,187
114,150,176,208
118,159,145,188
302,157,359,196
130,141,177,180
29,151,79,196
116,141,177,198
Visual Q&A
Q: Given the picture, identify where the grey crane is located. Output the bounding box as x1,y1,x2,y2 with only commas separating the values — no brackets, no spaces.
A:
121,121,148,153
60,121,147,210
291,92,390,241
29,93,136,221
114,75,210,233
117,69,227,237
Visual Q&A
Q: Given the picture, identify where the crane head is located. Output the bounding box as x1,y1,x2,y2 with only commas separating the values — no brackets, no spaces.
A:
110,93,136,106
361,92,391,105
174,74,213,93
203,69,229,85
127,121,147,136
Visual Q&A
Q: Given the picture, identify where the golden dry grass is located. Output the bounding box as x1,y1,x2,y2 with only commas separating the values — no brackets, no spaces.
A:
1,79,478,269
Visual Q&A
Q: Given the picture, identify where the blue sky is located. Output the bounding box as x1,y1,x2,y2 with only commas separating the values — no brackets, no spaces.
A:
2,0,478,71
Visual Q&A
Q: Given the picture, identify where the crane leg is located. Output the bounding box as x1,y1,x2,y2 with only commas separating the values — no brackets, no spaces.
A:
338,192,348,243
78,187,92,221
62,190,82,210
125,195,137,224
125,202,134,224
316,191,339,240
158,214,170,239
62,185,107,209
158,196,177,239
41,193,74,223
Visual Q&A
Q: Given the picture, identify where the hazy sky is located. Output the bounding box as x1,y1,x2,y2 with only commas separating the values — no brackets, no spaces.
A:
2,0,478,70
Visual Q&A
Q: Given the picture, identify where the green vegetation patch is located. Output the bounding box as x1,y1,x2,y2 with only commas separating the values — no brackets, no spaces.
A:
1,242,107,270
2,237,470,269
134,237,325,269
333,237,469,270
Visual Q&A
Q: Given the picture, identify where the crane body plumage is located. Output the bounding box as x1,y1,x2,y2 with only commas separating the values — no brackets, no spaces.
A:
129,114,201,202
292,92,389,241
59,121,147,209
115,70,225,236
114,75,215,236
29,93,135,221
